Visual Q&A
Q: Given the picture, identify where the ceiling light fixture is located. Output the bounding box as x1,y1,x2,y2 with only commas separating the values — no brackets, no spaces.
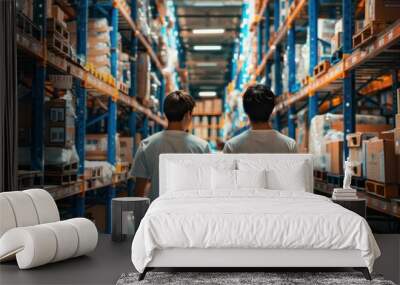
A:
193,45,222,51
199,91,217,97
192,28,225,34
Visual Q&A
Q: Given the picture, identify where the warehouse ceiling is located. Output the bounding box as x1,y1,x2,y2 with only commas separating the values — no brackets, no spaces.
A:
174,0,242,99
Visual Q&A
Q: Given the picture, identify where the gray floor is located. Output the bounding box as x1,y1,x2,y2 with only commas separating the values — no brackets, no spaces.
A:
0,234,134,285
1,234,399,285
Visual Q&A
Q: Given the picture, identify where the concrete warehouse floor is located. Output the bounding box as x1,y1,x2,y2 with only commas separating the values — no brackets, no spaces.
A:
1,235,399,285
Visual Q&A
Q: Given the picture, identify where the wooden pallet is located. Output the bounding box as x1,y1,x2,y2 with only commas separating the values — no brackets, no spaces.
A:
84,166,103,180
18,170,43,190
352,21,387,49
17,12,42,41
327,173,343,187
314,169,327,182
47,35,70,58
313,60,331,78
301,75,311,86
47,18,70,42
44,172,78,186
365,180,399,199
330,49,343,65
45,162,78,172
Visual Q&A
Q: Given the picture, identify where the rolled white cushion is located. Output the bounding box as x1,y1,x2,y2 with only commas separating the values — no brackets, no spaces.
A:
65,218,98,257
0,196,17,237
1,192,39,227
0,226,57,269
23,189,60,224
42,221,79,263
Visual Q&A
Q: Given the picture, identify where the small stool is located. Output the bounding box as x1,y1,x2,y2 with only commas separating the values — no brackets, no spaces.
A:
111,197,150,242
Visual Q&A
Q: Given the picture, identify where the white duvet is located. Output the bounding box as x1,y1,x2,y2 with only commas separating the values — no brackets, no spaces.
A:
131,190,380,273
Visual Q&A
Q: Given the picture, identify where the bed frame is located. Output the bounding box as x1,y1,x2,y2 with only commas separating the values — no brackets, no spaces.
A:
139,249,371,280
137,154,372,281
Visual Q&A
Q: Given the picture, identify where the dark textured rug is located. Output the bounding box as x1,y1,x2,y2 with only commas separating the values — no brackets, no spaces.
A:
116,271,395,285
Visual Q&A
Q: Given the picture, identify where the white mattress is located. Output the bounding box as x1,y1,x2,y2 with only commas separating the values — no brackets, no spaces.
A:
131,190,380,273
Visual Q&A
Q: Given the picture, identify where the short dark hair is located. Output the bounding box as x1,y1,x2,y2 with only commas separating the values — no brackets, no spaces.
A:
164,90,195,122
242,84,275,122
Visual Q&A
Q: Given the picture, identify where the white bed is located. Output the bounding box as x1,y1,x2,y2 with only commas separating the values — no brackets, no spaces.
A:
131,154,380,280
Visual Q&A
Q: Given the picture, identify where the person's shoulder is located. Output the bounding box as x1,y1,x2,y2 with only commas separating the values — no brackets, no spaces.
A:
276,132,297,149
186,133,209,147
225,129,250,145
139,132,163,147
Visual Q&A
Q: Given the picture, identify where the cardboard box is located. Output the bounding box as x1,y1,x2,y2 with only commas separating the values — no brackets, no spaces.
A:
366,138,399,183
212,99,223,115
349,145,367,177
296,127,309,153
46,0,53,18
331,32,342,52
326,140,343,175
395,128,400,155
204,100,213,114
365,0,400,25
119,137,134,163
86,134,121,161
346,132,377,148
331,122,392,133
396,114,400,129
51,5,64,23
45,99,75,148
136,52,150,99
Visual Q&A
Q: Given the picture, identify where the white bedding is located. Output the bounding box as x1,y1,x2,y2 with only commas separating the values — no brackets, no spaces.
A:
131,190,380,273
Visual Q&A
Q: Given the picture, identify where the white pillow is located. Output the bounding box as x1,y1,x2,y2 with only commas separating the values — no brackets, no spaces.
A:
237,159,308,191
167,162,211,191
265,165,307,191
212,168,237,190
236,169,267,189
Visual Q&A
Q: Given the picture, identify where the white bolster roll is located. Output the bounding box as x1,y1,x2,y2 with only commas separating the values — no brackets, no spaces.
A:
0,226,57,269
1,192,39,227
65,218,98,257
0,196,17,237
42,221,79,263
23,189,60,224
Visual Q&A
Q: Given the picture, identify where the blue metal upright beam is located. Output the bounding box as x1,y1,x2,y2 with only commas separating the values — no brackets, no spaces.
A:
342,0,356,159
273,0,282,130
308,0,319,124
74,0,89,217
127,0,138,197
106,7,119,234
31,0,46,171
257,21,263,81
264,6,271,87
287,16,296,139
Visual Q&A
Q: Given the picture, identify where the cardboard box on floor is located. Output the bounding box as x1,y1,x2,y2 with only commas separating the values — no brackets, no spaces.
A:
366,131,400,183
325,140,343,175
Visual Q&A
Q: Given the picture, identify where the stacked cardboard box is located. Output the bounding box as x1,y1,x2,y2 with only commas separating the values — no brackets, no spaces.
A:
119,137,134,164
68,18,111,74
364,0,400,25
136,52,151,98
346,132,377,177
86,134,121,162
365,130,400,184
325,140,343,175
45,98,75,148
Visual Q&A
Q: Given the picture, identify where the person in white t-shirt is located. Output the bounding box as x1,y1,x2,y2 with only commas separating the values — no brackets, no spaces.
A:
131,90,210,201
223,84,297,154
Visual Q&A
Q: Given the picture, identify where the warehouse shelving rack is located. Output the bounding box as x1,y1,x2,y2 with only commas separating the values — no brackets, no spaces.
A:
17,0,172,233
228,0,399,221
